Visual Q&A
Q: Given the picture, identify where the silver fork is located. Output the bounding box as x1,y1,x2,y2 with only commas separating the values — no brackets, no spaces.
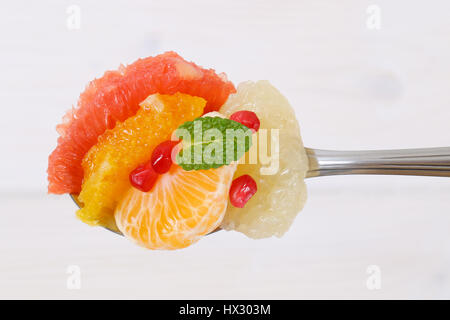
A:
71,146,450,235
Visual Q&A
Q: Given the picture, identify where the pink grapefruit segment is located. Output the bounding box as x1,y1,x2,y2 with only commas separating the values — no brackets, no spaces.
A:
48,51,235,194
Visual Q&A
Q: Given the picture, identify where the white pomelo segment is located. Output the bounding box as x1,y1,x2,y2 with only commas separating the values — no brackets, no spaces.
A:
219,81,308,239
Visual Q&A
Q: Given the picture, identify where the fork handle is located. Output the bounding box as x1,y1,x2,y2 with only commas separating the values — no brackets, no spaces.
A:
306,147,450,178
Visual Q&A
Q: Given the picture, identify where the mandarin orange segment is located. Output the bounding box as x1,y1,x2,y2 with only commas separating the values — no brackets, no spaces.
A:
77,93,205,230
114,163,237,250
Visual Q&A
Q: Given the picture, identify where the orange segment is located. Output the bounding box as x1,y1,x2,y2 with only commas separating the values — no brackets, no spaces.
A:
114,163,237,250
77,93,205,231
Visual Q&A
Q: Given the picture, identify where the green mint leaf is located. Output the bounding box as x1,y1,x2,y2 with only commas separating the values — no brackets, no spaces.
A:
174,116,252,171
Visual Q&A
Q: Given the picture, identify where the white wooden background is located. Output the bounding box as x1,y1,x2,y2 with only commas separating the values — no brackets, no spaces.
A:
1,0,449,299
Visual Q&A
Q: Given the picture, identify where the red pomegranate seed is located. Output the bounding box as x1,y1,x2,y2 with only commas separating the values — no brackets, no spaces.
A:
129,163,159,192
230,111,260,132
229,174,257,208
151,140,179,174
